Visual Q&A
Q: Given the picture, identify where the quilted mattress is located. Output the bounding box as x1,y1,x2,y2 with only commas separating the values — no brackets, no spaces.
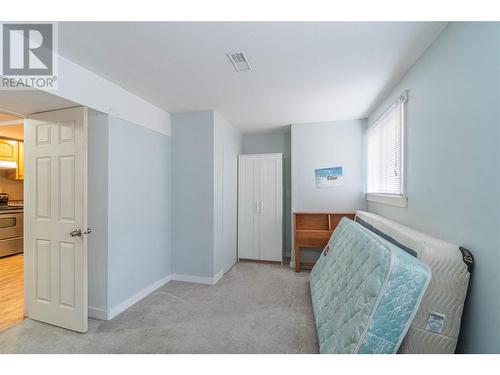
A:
355,211,473,353
309,218,431,354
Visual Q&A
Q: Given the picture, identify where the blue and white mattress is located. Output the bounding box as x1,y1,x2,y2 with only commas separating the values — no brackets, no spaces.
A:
355,211,473,353
309,218,431,354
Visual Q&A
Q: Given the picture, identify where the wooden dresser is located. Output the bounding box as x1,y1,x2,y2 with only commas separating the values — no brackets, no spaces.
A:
293,212,355,272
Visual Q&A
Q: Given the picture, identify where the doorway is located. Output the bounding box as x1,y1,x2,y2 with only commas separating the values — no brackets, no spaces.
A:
0,90,91,334
0,112,24,332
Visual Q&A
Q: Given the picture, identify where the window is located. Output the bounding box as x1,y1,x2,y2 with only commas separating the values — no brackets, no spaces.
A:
366,92,407,207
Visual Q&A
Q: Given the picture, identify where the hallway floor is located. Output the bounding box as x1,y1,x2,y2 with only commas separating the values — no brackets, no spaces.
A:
0,262,318,353
0,254,24,332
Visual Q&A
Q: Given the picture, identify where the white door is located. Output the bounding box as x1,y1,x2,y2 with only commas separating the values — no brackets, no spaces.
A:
237,155,260,260
25,107,88,332
259,154,283,262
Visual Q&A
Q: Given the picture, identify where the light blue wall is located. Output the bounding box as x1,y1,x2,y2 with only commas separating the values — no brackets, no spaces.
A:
171,111,215,277
214,112,242,275
172,110,242,279
367,22,500,353
107,116,172,308
242,130,292,259
88,112,109,315
292,120,367,213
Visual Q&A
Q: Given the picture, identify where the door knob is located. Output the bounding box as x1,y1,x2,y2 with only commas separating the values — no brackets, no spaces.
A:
69,229,82,237
84,228,92,235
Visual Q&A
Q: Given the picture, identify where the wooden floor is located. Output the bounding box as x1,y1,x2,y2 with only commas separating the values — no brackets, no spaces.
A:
0,254,24,332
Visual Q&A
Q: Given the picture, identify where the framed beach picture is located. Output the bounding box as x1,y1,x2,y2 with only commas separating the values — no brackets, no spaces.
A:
315,166,343,188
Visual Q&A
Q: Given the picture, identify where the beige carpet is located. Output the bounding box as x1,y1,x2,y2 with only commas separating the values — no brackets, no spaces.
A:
0,262,319,353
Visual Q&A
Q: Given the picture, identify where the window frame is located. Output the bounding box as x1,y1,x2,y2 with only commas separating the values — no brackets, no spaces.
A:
365,91,408,208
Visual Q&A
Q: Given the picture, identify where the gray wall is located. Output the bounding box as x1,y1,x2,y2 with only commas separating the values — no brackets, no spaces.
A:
214,112,242,275
171,111,215,278
366,22,500,353
107,116,172,308
292,120,367,213
242,130,292,258
88,112,109,315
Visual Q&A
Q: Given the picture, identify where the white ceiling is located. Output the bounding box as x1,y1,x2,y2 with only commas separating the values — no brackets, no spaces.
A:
58,22,446,133
0,89,77,117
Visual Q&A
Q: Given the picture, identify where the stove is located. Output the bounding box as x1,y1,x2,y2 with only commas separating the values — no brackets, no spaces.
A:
0,195,23,211
0,193,24,257
0,206,24,211
0,192,8,207
7,200,23,208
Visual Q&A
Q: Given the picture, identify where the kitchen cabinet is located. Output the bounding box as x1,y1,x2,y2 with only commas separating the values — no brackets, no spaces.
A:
238,153,283,263
15,141,23,180
1,139,24,180
0,139,18,162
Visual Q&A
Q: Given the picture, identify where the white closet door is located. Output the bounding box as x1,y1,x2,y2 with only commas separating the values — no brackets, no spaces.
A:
259,154,283,262
237,155,260,260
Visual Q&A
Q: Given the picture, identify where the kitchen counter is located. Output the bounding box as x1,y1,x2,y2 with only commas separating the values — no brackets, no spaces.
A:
0,207,23,214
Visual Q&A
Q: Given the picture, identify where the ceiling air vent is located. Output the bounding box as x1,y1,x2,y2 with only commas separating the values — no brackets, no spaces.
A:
227,51,251,72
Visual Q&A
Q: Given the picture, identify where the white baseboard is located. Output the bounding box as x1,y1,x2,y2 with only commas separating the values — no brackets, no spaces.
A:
108,274,172,320
212,269,224,284
88,306,108,320
101,270,224,321
171,270,223,285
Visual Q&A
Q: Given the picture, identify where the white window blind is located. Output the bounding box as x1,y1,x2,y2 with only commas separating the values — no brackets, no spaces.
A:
366,94,406,198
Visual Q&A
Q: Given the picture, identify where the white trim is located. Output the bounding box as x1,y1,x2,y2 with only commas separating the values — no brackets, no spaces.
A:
239,152,283,158
212,269,224,284
290,125,296,264
0,108,25,118
366,193,408,207
171,271,223,285
88,306,108,320
97,270,224,321
365,90,408,204
23,118,28,318
400,90,408,200
108,274,172,320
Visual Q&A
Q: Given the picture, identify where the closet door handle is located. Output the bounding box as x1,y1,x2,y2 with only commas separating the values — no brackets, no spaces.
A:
255,201,259,214
259,201,263,214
